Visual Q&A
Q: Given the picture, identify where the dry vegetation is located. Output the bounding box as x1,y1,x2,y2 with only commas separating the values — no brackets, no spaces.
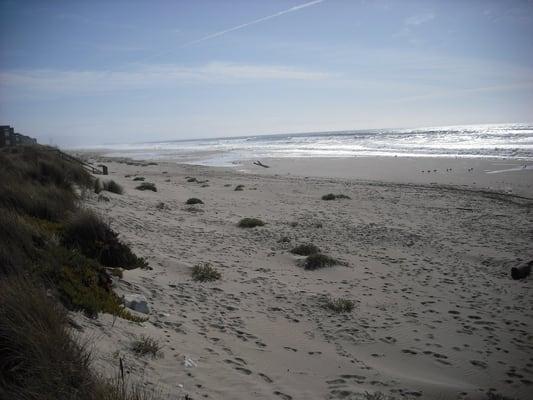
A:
192,262,222,282
0,145,154,399
237,217,265,228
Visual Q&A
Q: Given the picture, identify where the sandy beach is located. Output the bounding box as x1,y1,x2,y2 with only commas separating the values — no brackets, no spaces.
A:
73,155,533,400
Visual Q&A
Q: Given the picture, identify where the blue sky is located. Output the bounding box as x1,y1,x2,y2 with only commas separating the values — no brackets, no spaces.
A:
1,0,532,146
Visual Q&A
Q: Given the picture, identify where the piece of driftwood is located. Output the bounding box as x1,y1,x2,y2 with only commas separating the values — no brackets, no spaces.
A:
511,261,532,280
253,160,270,168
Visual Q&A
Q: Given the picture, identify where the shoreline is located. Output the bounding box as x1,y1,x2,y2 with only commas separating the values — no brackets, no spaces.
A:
73,154,533,399
82,151,533,197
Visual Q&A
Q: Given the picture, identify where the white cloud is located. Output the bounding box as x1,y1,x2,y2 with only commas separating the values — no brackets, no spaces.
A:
0,62,333,97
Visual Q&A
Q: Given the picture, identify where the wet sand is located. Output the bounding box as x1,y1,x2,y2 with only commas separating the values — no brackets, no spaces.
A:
239,156,533,197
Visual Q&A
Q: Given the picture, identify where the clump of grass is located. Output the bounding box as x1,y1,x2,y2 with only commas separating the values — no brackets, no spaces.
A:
102,180,124,195
238,217,265,228
186,177,197,183
61,209,148,270
234,184,245,191
186,198,203,205
325,297,355,313
224,184,231,187
133,176,145,181
131,335,161,358
362,392,396,400
322,193,351,200
304,253,338,270
135,182,157,192
0,277,98,398
192,262,221,282
291,243,320,256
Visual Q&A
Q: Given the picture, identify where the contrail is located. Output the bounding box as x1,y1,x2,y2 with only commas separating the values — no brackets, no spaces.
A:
181,0,325,48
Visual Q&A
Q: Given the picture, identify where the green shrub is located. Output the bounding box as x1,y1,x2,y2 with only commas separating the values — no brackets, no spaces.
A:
325,297,355,313
186,198,203,205
135,182,157,192
238,218,265,228
102,180,124,195
234,184,245,191
304,253,338,270
61,209,148,269
186,177,197,183
192,263,221,282
131,335,161,358
291,243,320,256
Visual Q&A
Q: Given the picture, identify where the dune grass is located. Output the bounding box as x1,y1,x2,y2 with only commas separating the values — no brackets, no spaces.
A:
62,209,148,270
238,217,265,228
290,243,320,256
325,297,355,313
322,193,351,200
304,253,338,270
0,145,157,398
192,263,221,282
135,182,157,192
131,335,162,358
0,276,154,399
186,197,203,205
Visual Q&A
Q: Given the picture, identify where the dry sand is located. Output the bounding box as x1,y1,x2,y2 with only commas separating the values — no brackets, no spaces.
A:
73,156,533,400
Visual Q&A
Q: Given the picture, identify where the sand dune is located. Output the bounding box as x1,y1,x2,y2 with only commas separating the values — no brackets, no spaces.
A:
74,158,533,400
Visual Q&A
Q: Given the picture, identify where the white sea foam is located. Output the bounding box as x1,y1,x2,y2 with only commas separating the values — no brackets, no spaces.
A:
89,122,533,166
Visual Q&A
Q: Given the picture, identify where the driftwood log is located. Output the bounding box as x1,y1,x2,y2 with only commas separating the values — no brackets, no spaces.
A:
511,261,532,280
253,160,270,168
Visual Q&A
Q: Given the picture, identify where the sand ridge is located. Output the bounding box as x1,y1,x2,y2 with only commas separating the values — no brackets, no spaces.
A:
74,159,533,400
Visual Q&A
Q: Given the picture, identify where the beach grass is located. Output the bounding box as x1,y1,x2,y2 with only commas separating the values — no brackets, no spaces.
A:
325,297,355,313
192,263,221,282
135,182,157,192
131,335,162,358
238,217,265,228
290,243,320,256
322,193,351,200
304,253,338,270
186,197,204,205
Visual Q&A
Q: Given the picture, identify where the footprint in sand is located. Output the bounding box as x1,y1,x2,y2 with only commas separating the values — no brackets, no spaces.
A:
273,391,292,400
258,372,273,383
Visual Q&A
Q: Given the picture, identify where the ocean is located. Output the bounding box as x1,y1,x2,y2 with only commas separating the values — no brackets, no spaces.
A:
94,123,533,166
